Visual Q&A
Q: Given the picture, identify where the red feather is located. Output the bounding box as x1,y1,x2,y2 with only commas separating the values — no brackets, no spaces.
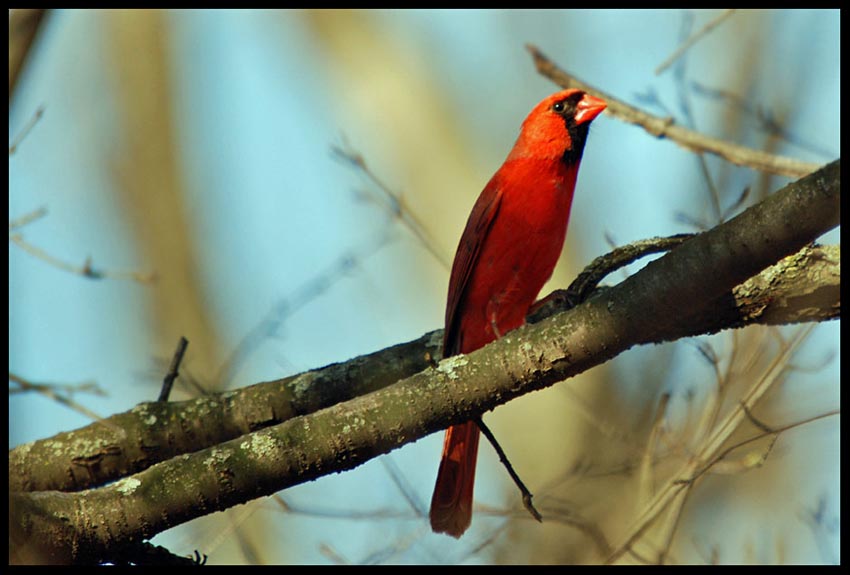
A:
430,89,606,538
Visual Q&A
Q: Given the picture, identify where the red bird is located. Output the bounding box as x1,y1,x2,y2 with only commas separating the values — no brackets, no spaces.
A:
430,89,606,538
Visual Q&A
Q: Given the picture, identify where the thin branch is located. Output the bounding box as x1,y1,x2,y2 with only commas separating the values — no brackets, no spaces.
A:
215,231,390,386
319,544,350,565
380,456,428,518
527,234,693,322
669,20,724,226
475,417,542,523
697,405,839,483
272,493,416,521
656,480,695,565
9,105,156,286
456,521,512,562
527,44,823,178
332,140,452,269
690,81,836,159
605,325,819,563
638,392,671,507
655,10,737,75
522,502,613,558
9,372,105,422
9,205,48,230
157,337,189,402
8,105,45,155
9,233,157,284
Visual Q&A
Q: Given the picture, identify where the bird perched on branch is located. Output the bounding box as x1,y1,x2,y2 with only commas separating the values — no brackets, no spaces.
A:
430,89,607,538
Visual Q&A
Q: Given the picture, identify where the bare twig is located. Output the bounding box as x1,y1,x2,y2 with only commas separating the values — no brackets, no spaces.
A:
9,105,45,155
272,493,415,521
457,522,512,562
528,503,613,558
332,141,452,269
158,337,189,402
475,417,543,523
639,392,671,505
527,234,694,323
9,372,105,421
527,44,823,178
381,456,427,517
9,206,48,230
606,325,820,563
215,231,390,386
655,10,737,75
690,81,836,159
698,407,838,482
669,19,724,225
9,233,156,284
319,543,350,565
10,106,156,285
656,481,695,564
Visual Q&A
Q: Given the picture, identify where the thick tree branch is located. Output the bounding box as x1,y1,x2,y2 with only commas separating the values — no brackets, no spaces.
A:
9,241,838,493
9,160,838,563
534,242,840,333
9,327,442,492
9,162,840,495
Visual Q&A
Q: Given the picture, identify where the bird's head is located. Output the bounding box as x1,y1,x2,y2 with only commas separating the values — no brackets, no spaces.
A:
509,89,607,165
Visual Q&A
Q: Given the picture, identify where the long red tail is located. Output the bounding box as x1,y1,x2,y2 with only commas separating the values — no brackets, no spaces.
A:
429,420,481,537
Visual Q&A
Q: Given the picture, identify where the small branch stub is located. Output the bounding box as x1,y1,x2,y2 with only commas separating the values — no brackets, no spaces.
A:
158,337,189,402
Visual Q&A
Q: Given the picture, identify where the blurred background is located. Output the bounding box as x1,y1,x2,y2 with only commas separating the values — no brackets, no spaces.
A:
9,9,839,565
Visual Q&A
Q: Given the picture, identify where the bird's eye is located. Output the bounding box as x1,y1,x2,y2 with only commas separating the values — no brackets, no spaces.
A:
552,101,565,113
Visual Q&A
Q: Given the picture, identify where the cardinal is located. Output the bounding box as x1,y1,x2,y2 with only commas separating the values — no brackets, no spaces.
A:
430,89,606,538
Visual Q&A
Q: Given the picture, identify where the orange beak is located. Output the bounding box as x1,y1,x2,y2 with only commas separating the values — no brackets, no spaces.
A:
574,93,607,125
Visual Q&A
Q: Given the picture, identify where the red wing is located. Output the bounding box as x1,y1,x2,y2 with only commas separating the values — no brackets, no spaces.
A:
443,180,503,357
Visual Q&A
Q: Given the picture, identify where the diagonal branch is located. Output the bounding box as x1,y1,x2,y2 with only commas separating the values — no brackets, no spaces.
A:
654,9,737,75
9,241,838,493
9,160,839,564
527,44,821,178
9,233,157,283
